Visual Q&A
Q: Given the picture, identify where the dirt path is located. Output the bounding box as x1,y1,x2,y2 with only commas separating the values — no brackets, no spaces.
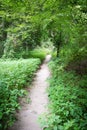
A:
8,55,51,130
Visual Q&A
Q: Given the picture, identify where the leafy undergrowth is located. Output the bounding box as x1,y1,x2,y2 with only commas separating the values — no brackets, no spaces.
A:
0,59,41,130
40,59,87,130
29,48,48,62
17,48,48,61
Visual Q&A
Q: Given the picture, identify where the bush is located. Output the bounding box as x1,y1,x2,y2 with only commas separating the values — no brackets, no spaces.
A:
29,49,47,61
40,60,87,130
0,59,41,130
0,59,41,88
0,81,25,130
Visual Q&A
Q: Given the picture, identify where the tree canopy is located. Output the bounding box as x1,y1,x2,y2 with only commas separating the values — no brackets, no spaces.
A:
0,0,87,59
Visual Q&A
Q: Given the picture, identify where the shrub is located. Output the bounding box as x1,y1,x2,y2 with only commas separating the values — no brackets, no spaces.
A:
0,81,25,130
29,49,47,61
40,60,87,130
0,59,41,88
0,59,41,130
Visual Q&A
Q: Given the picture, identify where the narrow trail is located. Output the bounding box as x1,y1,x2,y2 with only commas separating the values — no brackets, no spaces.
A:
8,55,51,130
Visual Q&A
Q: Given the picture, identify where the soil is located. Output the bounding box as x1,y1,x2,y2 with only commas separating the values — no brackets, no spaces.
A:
8,55,51,130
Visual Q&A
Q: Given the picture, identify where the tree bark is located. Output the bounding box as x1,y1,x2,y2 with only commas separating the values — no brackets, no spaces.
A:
56,32,62,57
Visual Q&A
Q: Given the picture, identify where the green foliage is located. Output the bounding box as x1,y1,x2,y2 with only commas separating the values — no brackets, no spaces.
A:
3,22,42,58
0,0,87,129
0,81,25,130
0,59,41,88
40,60,87,130
0,0,87,59
12,48,48,61
0,59,41,130
0,0,43,58
29,48,48,62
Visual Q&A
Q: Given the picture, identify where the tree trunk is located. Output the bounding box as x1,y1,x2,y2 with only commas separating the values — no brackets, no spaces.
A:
2,17,8,41
56,32,62,57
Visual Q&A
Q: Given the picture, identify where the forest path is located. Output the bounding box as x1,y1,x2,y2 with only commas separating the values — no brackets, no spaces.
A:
8,55,51,130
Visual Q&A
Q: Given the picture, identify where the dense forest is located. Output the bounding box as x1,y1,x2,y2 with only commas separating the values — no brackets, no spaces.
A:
0,0,87,130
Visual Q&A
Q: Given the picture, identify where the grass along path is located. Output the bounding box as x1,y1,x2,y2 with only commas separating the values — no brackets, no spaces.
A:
8,55,51,130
